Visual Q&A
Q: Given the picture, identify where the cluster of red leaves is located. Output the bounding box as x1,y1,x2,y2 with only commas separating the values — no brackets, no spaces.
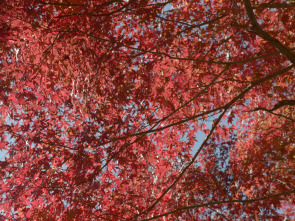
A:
0,0,294,220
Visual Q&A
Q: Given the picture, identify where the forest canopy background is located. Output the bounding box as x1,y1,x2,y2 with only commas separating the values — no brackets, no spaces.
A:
0,0,295,220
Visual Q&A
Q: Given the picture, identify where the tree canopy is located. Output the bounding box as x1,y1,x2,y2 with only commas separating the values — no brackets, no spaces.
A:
0,0,294,220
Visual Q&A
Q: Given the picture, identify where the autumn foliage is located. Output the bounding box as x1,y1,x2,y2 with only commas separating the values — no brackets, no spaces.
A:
0,0,295,220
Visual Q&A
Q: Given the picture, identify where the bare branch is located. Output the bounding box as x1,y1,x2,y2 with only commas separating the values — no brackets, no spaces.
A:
243,0,295,64
140,190,295,221
176,14,227,35
256,2,295,9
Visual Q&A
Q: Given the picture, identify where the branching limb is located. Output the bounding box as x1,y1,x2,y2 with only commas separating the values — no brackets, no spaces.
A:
243,0,295,64
250,100,295,122
256,2,295,9
140,190,295,221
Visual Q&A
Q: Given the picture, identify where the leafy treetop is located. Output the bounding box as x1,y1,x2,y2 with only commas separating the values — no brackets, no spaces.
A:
0,0,294,220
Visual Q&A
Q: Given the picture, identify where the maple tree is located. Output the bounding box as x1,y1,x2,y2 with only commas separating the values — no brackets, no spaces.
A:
0,0,295,220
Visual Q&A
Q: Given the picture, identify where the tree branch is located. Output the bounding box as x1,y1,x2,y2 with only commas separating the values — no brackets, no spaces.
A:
243,0,295,64
140,190,295,220
256,2,295,9
176,14,227,35
251,99,295,122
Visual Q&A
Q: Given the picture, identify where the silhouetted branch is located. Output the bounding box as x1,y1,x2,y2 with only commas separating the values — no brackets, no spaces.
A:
141,190,295,221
